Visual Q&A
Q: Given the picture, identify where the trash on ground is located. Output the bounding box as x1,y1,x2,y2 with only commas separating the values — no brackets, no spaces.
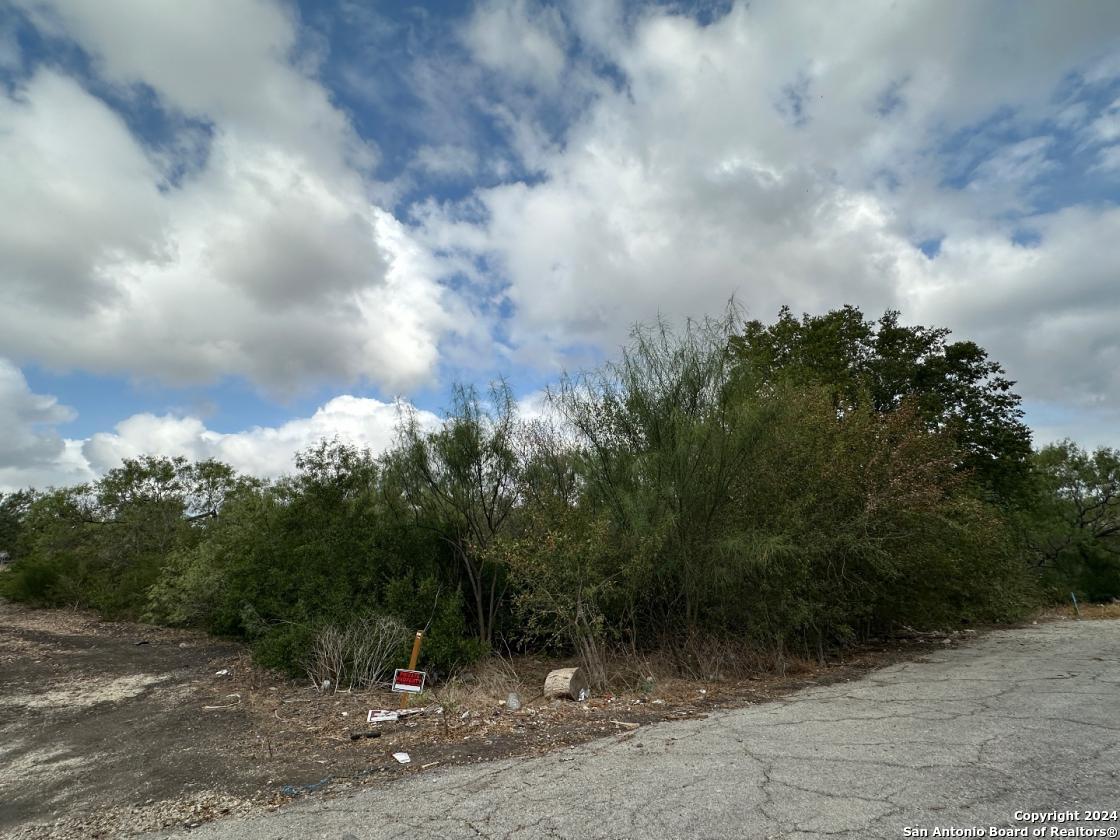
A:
202,693,241,710
420,761,439,770
367,709,399,724
392,752,411,764
349,731,382,741
214,669,230,677
610,719,640,730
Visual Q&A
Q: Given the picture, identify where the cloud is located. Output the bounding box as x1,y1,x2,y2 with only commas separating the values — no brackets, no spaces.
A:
0,359,441,492
0,360,93,491
0,1,462,394
82,396,440,480
421,0,1120,441
463,0,568,91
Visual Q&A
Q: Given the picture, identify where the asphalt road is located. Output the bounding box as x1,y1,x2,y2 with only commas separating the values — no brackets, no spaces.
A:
158,620,1120,840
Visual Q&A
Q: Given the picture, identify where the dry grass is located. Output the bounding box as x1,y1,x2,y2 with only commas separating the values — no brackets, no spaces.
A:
1039,601,1120,621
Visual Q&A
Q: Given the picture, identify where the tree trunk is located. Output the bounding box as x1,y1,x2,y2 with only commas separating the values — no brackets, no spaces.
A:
543,667,588,701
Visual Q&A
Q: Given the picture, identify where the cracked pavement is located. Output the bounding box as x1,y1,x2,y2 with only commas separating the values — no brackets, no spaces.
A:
156,620,1120,840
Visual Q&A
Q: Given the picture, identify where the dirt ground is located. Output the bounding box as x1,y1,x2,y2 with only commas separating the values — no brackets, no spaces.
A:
2,599,1105,839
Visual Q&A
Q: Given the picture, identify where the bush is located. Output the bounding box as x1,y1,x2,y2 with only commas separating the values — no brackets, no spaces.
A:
304,614,411,691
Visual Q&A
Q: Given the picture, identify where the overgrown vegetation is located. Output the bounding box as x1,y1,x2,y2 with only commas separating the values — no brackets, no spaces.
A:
1,307,1114,683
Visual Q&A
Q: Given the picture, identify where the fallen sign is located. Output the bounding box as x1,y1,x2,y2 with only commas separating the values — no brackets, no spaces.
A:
366,707,428,724
392,668,426,694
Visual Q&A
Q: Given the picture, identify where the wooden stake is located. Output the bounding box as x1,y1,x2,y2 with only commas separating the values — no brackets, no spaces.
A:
400,630,424,709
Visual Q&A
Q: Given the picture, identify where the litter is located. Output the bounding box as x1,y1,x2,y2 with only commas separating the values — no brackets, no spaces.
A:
367,710,399,724
214,669,230,677
420,761,440,770
392,752,411,764
349,731,382,741
203,693,241,710
610,719,640,730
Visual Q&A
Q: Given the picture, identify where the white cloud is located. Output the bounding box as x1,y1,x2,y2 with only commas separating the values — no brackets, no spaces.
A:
1096,144,1120,172
422,0,1120,443
463,0,568,91
0,1,462,394
1088,98,1120,144
0,360,442,492
82,395,440,480
413,144,481,178
0,360,94,492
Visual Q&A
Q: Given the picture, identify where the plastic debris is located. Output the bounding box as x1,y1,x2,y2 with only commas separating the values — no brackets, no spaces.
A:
577,688,590,702
392,752,411,764
367,710,399,724
279,777,331,797
214,669,230,677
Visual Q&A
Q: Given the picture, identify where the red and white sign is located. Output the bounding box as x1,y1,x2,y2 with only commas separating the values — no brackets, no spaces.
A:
391,668,426,694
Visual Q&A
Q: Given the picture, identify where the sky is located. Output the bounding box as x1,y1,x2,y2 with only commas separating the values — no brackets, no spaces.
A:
1,0,1119,492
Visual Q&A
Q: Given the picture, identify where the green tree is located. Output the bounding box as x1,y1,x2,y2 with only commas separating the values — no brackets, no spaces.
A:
385,383,521,646
730,306,1032,499
0,490,35,562
1026,441,1120,600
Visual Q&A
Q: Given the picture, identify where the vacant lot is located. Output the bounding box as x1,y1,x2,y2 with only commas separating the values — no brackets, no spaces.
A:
171,618,1120,840
2,600,1103,838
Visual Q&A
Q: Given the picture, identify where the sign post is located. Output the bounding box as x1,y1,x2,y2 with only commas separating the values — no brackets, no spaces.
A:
398,630,424,709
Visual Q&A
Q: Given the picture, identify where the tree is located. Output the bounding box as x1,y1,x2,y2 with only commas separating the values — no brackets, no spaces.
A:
1026,441,1120,600
730,306,1033,499
0,490,35,562
385,383,521,645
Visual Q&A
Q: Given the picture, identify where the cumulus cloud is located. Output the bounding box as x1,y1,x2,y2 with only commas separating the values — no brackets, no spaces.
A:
0,360,93,491
82,395,440,480
0,0,461,394
422,0,1120,441
463,0,568,91
0,365,440,493
3,0,1120,470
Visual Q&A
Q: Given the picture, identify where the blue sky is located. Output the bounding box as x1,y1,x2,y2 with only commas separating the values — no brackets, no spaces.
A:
1,0,1119,490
